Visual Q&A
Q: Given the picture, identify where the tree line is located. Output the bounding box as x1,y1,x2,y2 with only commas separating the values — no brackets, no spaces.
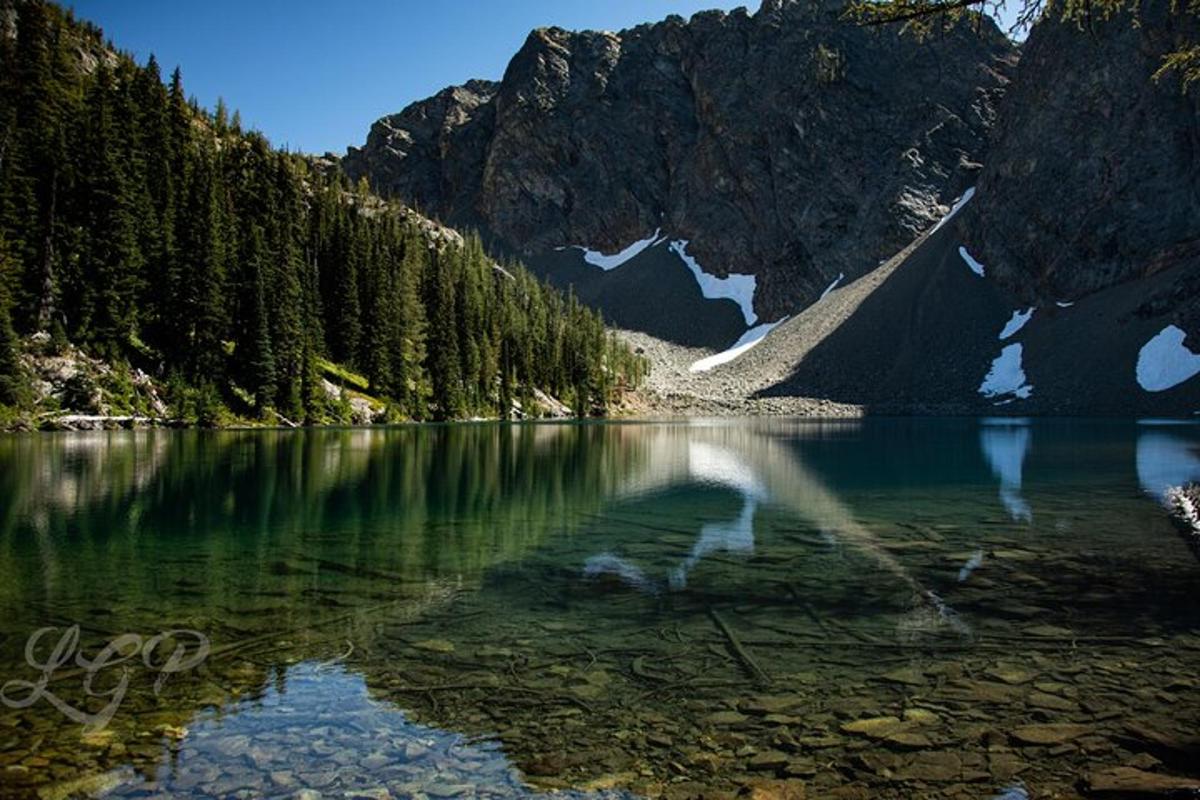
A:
0,0,645,423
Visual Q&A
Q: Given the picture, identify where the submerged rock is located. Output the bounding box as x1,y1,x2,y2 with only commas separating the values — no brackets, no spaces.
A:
1082,766,1200,797
840,716,905,739
896,751,962,782
1010,724,1091,746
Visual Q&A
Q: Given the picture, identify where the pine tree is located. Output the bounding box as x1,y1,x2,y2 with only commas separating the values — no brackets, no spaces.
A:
0,0,645,426
394,233,429,417
361,225,394,395
269,156,305,418
427,249,463,420
329,215,362,365
238,225,275,411
78,65,142,355
180,148,228,380
0,233,25,407
131,54,173,342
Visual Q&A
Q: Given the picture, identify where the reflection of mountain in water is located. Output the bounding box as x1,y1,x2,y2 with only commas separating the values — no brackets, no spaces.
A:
6,421,1200,799
586,439,768,591
1136,427,1200,503
980,419,1033,522
579,420,968,639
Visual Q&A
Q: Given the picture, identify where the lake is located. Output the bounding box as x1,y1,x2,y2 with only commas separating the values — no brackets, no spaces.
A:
1,419,1198,799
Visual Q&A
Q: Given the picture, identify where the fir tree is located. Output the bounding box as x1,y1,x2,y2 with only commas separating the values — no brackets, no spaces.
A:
0,233,25,407
427,250,464,420
77,65,142,354
0,0,644,424
238,225,276,411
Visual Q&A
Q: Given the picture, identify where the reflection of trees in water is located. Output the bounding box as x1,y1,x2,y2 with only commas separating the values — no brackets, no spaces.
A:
0,425,654,635
0,424,660,798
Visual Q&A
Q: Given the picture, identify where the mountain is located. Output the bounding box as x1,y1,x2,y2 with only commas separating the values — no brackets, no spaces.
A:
346,0,1200,415
967,0,1200,308
344,0,1017,343
0,0,643,429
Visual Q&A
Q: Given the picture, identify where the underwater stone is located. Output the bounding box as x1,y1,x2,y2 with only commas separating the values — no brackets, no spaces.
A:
840,716,905,739
1010,724,1091,746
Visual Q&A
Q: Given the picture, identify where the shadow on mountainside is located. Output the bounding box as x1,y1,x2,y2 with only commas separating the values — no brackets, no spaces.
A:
525,242,748,351
754,214,1200,416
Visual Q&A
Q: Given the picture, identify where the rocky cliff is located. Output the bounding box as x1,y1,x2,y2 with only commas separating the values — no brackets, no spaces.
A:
345,0,1200,414
966,0,1200,315
344,0,1016,322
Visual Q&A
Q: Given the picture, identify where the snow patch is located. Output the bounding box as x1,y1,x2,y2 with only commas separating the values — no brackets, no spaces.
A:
1136,325,1200,392
668,239,758,326
689,318,787,373
979,344,1033,401
1055,301,1074,308
931,187,976,233
819,273,844,301
959,246,985,278
575,229,666,271
999,307,1034,340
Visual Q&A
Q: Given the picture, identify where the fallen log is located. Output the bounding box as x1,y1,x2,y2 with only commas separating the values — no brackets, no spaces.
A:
709,608,771,686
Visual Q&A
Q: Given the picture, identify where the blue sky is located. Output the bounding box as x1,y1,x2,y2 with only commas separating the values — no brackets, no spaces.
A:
67,1,745,155
67,1,1020,156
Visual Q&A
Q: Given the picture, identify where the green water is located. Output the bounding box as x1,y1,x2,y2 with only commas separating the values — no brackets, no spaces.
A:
0,419,1198,799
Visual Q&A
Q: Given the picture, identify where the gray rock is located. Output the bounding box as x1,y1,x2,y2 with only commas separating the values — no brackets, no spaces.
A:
345,0,1015,322
968,0,1200,323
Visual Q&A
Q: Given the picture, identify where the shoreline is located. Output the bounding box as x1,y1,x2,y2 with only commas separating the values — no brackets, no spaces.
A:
5,402,1200,433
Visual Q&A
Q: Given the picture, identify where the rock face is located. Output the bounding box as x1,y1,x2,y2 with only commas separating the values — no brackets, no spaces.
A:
344,0,1016,320
967,0,1200,314
342,79,499,229
345,0,1200,413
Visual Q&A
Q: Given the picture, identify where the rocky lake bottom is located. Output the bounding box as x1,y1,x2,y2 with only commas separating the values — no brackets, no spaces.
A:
0,420,1197,799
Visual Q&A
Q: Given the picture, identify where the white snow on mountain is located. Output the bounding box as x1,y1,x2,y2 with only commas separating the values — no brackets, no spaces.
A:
689,318,787,373
574,229,666,270
931,187,976,234
669,239,758,326
980,343,1033,400
999,307,1034,340
1136,325,1200,392
959,246,985,277
819,273,844,300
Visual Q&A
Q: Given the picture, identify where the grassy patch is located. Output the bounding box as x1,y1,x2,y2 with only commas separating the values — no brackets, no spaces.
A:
317,358,370,392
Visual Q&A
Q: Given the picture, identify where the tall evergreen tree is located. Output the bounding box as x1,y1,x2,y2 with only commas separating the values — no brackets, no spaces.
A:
0,0,644,424
180,148,228,380
237,225,276,411
77,65,142,354
427,250,464,420
0,233,24,407
394,234,429,417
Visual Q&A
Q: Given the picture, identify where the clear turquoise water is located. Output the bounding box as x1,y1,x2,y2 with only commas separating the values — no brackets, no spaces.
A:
0,419,1198,799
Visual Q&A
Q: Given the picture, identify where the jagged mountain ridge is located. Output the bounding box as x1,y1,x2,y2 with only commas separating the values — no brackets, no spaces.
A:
345,0,1200,414
344,0,1016,324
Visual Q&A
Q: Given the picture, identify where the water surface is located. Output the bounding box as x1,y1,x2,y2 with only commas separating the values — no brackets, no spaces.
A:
1,420,1198,799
